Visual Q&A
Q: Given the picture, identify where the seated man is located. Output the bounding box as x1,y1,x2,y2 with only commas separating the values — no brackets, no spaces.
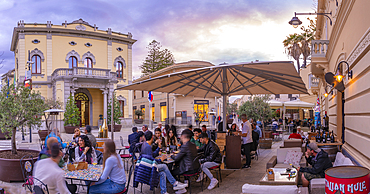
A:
141,131,188,194
133,131,145,154
190,128,203,149
297,126,304,137
288,128,302,139
196,133,222,190
298,142,332,187
171,129,200,194
38,137,65,167
44,128,67,149
128,127,140,155
34,143,71,194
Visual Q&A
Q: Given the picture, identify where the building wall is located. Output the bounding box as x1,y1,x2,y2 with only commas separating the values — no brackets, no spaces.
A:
314,0,370,168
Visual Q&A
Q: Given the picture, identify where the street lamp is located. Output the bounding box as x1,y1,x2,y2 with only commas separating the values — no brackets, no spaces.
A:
334,61,353,82
289,12,332,28
324,85,333,98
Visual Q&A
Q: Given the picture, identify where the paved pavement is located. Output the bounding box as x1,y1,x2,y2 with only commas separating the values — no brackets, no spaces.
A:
0,127,308,193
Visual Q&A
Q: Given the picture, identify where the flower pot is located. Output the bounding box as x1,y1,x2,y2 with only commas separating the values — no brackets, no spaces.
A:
38,130,51,142
0,149,39,182
0,130,10,140
64,126,78,134
108,125,122,132
134,119,143,124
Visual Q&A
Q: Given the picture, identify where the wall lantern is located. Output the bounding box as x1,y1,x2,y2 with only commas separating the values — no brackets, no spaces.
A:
325,61,353,92
289,12,332,28
334,61,353,82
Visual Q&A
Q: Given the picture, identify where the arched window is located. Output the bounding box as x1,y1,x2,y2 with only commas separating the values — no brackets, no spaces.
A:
32,55,41,74
116,61,124,78
69,56,78,68
84,58,93,68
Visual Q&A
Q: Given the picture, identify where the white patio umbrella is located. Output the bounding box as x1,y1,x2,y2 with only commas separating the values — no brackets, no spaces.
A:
284,99,314,108
267,99,284,108
117,61,308,131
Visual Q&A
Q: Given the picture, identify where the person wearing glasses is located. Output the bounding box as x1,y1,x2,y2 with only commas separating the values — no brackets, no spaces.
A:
297,142,332,187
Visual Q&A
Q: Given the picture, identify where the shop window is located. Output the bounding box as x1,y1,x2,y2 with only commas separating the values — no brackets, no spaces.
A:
31,55,41,74
160,102,167,122
133,90,136,99
151,104,155,121
194,100,209,122
141,105,145,120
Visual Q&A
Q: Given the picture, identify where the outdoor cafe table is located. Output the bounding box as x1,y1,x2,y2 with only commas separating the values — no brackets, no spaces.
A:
63,164,103,192
155,153,176,164
259,168,298,185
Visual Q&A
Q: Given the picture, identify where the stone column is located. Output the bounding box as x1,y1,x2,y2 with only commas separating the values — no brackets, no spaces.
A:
101,89,108,119
71,88,76,97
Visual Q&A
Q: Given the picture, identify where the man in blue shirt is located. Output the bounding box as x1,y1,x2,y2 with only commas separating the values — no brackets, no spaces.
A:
141,131,188,194
128,127,140,155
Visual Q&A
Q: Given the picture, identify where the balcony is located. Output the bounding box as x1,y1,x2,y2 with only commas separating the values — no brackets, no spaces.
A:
311,40,329,76
308,74,319,95
52,67,117,82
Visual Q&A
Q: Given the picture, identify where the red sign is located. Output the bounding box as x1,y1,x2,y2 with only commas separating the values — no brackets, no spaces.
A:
325,166,370,194
24,79,32,90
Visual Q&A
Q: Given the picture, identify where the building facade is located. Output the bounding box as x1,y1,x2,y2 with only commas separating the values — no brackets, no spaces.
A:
300,0,370,168
132,61,222,128
9,19,135,129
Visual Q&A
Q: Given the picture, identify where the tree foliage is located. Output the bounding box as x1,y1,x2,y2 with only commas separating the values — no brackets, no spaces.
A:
63,94,80,126
283,18,316,70
107,93,122,125
0,84,48,154
134,109,144,119
140,40,175,75
237,95,273,123
226,101,238,115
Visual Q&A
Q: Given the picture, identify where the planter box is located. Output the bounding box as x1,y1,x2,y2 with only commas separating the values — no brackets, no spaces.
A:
134,119,143,124
64,126,78,134
0,149,39,182
108,125,122,132
0,130,10,140
38,130,51,142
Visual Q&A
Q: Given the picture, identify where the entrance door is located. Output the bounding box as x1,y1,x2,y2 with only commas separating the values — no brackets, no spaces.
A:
75,93,89,127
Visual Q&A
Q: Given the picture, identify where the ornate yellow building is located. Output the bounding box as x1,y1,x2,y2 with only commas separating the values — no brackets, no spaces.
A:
8,19,135,129
300,0,370,168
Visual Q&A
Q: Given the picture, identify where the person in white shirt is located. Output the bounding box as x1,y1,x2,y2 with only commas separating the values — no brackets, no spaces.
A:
234,114,253,168
33,143,71,194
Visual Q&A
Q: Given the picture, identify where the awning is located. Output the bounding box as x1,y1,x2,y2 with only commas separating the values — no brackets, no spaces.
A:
284,99,314,108
268,99,284,108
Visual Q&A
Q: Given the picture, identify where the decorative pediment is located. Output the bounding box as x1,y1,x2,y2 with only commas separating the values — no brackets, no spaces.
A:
65,50,81,63
30,48,45,62
82,51,96,65
113,56,126,68
117,95,127,106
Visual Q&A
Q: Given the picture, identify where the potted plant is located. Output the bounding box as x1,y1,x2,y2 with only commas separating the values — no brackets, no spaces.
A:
63,94,80,134
134,109,144,124
0,84,48,182
39,99,63,141
107,93,122,132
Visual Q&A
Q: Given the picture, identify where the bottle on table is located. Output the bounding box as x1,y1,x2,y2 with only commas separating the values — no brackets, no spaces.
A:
166,146,170,154
331,131,335,143
102,117,108,138
322,132,326,143
326,132,331,143
98,124,103,138
316,132,321,143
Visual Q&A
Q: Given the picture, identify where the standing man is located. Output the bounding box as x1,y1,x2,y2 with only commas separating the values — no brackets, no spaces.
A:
234,114,253,168
142,125,148,133
158,122,166,137
196,132,222,190
84,125,96,148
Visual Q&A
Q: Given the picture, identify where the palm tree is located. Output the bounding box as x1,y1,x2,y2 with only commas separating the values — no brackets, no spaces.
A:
283,33,302,71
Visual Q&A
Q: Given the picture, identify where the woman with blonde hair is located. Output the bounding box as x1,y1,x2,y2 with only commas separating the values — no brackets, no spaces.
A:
72,128,81,144
89,139,126,194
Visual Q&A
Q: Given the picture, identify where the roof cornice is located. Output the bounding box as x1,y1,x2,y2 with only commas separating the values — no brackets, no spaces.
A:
10,27,137,51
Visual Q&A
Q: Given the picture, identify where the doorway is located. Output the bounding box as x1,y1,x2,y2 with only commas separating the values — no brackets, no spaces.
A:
75,92,89,127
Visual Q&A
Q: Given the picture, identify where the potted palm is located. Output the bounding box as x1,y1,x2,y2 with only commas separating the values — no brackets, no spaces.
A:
134,109,144,124
107,93,122,132
63,94,80,134
0,84,48,182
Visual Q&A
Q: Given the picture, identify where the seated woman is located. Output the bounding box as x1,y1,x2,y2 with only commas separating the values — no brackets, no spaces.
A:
89,139,126,194
166,128,178,146
72,128,81,145
153,128,166,150
228,123,239,134
75,135,97,164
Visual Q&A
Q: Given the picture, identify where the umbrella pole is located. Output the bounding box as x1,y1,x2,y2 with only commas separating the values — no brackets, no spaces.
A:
111,93,114,140
223,94,227,132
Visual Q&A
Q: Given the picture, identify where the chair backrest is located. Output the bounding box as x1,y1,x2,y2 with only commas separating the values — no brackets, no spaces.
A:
125,164,134,193
32,177,49,194
283,139,302,148
277,147,302,164
120,136,124,147
95,150,103,165
20,155,35,181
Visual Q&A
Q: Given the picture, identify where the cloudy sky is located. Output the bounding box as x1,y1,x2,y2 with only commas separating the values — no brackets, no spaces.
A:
0,0,315,79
